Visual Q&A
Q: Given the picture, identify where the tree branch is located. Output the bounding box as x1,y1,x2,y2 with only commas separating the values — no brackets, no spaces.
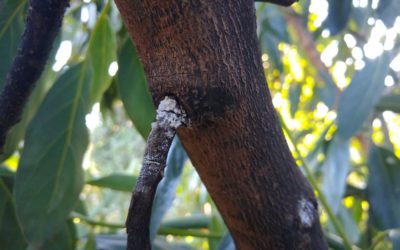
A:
254,0,297,7
0,0,69,152
126,96,187,250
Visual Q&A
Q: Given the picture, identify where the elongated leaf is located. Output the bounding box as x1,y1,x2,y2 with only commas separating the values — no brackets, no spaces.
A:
0,167,26,250
322,136,350,213
117,38,156,138
0,0,26,89
41,220,77,250
150,139,188,240
375,94,400,113
367,145,400,230
260,6,290,43
87,10,116,104
86,174,138,192
324,0,352,36
161,214,210,229
337,54,391,139
218,233,235,250
377,0,400,27
15,64,89,247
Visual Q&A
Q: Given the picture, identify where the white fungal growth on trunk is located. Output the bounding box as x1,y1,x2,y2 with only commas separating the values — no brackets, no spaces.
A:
298,198,316,228
154,96,187,131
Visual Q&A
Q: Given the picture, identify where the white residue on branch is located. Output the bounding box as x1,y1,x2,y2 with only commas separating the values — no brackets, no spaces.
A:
298,198,316,228
154,96,187,131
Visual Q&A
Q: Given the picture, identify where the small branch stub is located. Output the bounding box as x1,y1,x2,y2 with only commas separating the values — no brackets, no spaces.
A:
126,96,187,250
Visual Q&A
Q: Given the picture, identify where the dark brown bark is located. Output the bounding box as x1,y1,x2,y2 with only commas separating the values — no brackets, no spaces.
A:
114,0,327,249
0,0,69,152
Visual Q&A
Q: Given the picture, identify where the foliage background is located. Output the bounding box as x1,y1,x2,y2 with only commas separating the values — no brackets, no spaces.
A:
1,0,400,249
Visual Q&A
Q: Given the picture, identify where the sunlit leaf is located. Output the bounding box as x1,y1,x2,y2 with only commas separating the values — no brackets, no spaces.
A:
324,0,352,35
86,173,137,192
367,145,400,230
377,0,400,27
150,139,188,240
0,0,26,89
0,167,26,250
322,136,350,213
117,38,156,138
337,54,391,139
15,64,89,247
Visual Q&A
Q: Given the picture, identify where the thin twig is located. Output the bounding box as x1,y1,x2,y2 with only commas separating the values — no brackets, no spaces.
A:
0,0,69,152
126,96,187,250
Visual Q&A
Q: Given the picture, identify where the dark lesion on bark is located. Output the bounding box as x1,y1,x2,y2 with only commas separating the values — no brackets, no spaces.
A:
0,0,69,152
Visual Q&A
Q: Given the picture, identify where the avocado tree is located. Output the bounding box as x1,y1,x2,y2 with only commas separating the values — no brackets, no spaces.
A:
0,0,399,249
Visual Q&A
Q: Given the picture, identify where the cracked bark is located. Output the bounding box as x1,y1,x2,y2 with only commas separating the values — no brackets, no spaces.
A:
114,0,327,249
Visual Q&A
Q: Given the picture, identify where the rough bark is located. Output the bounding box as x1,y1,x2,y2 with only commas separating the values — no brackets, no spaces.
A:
126,97,187,250
0,0,69,152
114,0,327,249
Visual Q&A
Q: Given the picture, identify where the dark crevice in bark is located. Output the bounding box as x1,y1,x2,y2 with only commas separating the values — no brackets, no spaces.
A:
0,0,69,152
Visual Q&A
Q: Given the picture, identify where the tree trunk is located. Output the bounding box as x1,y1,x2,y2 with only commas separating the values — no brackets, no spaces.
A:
114,0,327,249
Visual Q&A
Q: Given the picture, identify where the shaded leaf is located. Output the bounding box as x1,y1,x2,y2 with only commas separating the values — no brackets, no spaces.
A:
375,94,400,113
337,54,391,139
218,233,235,250
367,145,400,230
260,6,290,43
0,0,26,89
86,173,138,192
322,136,350,213
289,83,301,117
87,9,116,104
161,214,210,229
150,139,188,240
15,64,89,246
41,220,77,250
0,167,26,250
324,0,352,36
117,38,156,139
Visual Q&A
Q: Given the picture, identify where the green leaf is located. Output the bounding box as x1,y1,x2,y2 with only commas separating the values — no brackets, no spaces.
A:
260,6,290,43
150,139,188,239
0,0,27,90
337,54,391,139
324,0,352,36
15,64,89,247
367,145,400,230
117,38,156,138
375,94,400,113
86,173,137,192
87,9,116,104
161,214,210,229
0,168,26,250
40,220,77,250
321,136,350,213
289,83,301,117
217,233,234,250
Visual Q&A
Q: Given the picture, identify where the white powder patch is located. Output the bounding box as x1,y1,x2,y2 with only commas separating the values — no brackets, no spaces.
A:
298,198,316,228
156,96,187,129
